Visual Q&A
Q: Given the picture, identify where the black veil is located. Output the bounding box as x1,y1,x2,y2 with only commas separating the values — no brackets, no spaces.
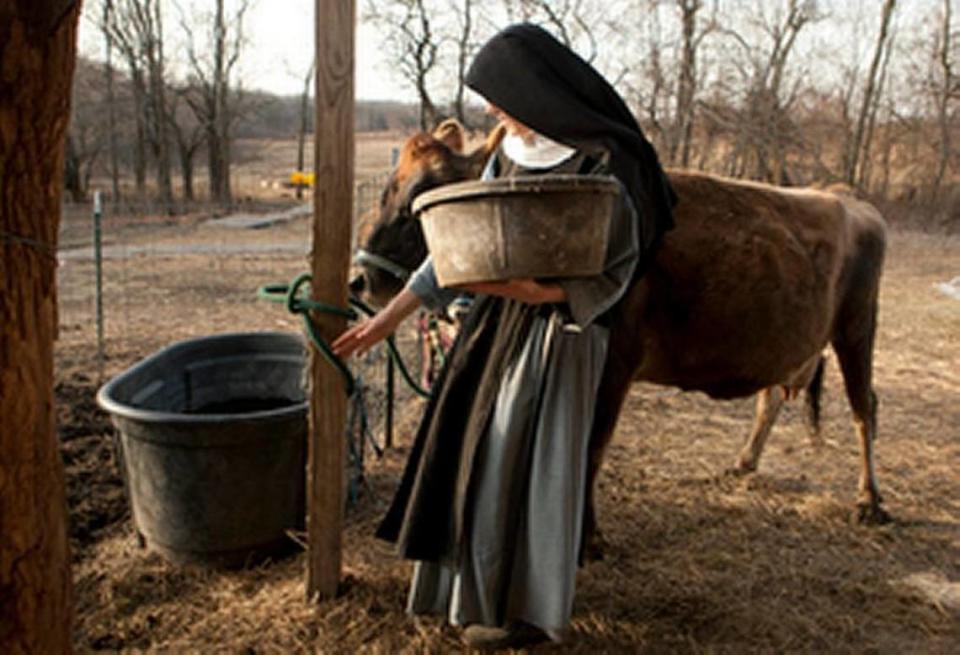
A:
465,23,677,259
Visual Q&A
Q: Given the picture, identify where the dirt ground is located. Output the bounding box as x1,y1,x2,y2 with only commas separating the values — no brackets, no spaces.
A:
54,140,960,652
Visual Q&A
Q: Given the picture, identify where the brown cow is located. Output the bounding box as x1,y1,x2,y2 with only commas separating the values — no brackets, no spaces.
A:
355,121,889,557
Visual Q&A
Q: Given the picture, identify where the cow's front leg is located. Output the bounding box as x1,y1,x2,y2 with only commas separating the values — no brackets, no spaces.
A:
580,338,637,563
581,453,608,562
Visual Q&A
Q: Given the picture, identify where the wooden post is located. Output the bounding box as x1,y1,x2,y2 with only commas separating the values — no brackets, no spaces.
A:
307,0,355,600
1,2,82,651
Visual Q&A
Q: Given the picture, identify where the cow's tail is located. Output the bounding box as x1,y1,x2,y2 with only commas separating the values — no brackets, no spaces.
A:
804,355,826,434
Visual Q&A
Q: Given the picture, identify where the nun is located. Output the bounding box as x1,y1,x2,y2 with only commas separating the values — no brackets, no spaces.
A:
333,23,675,649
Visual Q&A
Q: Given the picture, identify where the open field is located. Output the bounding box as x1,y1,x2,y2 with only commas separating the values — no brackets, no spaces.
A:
54,134,960,652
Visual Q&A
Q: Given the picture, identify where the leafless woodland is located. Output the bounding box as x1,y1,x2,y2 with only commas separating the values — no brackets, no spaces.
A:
70,0,960,226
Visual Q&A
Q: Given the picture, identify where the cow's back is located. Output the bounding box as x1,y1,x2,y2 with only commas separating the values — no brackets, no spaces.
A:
623,171,874,398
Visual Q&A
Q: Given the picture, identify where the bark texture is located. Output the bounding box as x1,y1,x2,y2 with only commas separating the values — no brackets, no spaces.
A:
0,2,80,652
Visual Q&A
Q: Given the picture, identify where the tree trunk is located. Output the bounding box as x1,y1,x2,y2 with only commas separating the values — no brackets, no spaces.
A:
0,2,80,652
217,111,232,206
932,0,953,201
207,125,224,202
147,2,174,213
453,0,472,127
674,0,699,168
209,0,233,208
104,0,121,203
846,0,896,186
131,68,148,199
416,68,437,131
64,135,84,202
178,141,195,202
857,26,895,192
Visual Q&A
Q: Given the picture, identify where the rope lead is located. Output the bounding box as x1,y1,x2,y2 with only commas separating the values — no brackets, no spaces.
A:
257,275,431,399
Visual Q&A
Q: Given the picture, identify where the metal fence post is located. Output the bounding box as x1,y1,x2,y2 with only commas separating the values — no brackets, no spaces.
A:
385,354,394,449
93,190,105,380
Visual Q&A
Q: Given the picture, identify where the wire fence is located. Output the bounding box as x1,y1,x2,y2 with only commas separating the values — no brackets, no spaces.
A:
56,171,424,471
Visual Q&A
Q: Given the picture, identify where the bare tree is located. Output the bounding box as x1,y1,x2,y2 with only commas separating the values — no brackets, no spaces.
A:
99,0,148,197
98,0,175,210
141,0,175,211
613,0,711,165
64,124,103,202
103,0,122,202
500,0,535,23
168,87,206,202
450,0,474,126
931,0,956,200
845,0,897,187
856,16,897,191
619,0,671,151
504,0,604,63
513,0,602,62
671,0,716,167
720,0,822,183
66,58,113,202
367,0,442,130
181,0,250,207
1,3,81,651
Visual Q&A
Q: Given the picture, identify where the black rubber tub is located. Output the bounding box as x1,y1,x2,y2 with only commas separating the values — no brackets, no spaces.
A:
96,332,307,568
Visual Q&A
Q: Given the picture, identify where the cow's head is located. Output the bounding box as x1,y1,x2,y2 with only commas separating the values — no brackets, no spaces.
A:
354,119,505,307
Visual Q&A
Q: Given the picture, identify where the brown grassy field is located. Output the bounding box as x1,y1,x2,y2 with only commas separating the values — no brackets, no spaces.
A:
55,134,960,653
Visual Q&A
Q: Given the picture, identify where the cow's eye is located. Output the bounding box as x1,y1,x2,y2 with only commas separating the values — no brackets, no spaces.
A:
396,203,413,223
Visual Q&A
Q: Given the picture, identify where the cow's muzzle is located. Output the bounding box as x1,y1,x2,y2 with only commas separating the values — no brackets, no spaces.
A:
349,273,365,295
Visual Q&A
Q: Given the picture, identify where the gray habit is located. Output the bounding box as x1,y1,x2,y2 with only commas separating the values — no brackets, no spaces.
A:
404,148,640,639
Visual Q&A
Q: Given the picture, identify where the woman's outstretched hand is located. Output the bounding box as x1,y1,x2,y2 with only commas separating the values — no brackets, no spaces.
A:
332,287,422,359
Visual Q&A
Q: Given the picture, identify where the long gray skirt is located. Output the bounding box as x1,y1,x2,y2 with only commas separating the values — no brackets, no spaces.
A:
407,311,609,640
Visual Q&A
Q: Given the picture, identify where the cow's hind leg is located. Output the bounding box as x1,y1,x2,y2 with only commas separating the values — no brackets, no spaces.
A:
581,368,633,562
730,387,786,475
803,355,826,448
833,312,890,524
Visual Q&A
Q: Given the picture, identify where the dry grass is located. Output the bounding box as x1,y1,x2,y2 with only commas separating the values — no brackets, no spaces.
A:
55,141,960,652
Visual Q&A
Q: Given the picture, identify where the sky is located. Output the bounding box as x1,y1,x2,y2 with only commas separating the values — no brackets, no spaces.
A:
75,0,951,104
76,0,414,101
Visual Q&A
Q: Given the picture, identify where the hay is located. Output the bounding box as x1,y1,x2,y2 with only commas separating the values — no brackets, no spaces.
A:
897,572,960,614
58,226,960,652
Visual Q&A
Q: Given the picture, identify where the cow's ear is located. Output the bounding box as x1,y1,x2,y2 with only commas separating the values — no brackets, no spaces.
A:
482,122,506,158
433,118,465,154
466,122,506,172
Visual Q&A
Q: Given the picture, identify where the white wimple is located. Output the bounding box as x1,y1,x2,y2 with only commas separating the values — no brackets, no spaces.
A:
502,132,577,169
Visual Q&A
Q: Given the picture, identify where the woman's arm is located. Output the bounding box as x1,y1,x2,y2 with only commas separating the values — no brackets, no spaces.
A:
456,277,566,304
332,287,422,358
333,277,560,360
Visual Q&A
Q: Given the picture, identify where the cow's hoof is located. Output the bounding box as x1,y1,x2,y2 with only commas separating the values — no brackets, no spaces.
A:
854,502,892,525
723,463,755,478
582,531,607,563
